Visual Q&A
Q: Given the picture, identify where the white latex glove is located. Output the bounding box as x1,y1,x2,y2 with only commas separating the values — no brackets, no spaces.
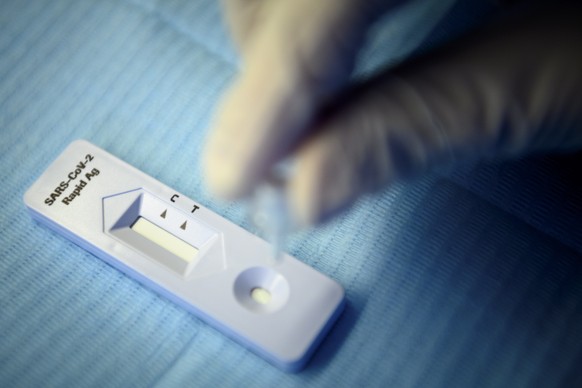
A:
204,0,582,226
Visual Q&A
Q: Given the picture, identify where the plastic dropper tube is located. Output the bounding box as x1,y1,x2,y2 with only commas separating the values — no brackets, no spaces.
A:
250,164,292,263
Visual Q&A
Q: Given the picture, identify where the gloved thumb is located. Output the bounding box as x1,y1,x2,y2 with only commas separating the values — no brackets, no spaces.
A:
204,0,392,200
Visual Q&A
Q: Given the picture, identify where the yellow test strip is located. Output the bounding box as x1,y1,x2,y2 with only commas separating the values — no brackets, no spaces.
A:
131,217,198,262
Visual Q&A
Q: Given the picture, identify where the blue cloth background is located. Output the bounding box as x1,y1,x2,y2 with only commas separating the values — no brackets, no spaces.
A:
1,0,582,386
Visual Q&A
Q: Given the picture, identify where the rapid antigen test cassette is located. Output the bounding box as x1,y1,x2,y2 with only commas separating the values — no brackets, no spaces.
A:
24,140,345,372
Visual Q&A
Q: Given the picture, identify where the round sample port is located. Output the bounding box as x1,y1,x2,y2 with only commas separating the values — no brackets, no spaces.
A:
233,267,289,313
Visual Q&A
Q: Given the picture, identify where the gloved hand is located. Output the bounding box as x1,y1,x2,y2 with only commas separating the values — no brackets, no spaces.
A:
203,0,582,227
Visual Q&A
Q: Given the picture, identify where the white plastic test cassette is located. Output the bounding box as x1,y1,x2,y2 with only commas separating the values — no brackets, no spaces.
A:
24,140,345,372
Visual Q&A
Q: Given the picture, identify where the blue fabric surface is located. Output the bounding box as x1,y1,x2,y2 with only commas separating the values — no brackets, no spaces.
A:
1,0,582,387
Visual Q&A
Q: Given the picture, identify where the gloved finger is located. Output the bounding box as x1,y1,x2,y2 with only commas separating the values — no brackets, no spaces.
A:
288,2,582,226
204,0,392,199
221,0,264,52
